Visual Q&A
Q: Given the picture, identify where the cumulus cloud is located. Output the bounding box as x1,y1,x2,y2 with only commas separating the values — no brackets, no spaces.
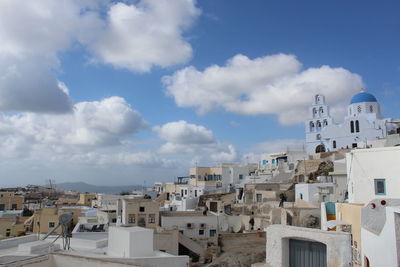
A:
0,97,146,156
88,0,200,72
0,0,199,113
163,53,364,125
154,120,238,163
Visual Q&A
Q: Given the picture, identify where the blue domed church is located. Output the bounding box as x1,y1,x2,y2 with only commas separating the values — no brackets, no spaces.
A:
305,92,397,154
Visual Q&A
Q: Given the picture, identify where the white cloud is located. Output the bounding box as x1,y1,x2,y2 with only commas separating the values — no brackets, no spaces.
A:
163,53,364,125
250,139,305,154
88,0,200,72
0,0,200,113
241,139,305,164
154,120,238,163
0,97,146,156
154,120,215,145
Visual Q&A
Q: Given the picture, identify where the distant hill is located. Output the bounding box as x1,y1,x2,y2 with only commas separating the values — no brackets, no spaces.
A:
55,182,144,194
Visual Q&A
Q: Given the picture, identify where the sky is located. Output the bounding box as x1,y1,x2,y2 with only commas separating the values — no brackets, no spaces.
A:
0,0,400,186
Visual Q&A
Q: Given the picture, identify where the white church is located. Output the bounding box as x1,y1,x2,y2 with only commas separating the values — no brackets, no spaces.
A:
305,91,399,154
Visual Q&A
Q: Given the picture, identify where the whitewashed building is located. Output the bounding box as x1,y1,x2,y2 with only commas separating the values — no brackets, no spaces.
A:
305,92,398,154
347,146,400,203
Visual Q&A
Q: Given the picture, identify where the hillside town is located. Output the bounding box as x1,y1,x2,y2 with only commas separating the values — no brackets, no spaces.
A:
0,92,399,266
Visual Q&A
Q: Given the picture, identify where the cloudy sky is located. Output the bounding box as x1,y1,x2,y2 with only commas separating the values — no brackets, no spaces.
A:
1,0,400,186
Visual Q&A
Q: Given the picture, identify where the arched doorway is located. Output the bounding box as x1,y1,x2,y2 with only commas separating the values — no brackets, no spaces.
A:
315,145,326,153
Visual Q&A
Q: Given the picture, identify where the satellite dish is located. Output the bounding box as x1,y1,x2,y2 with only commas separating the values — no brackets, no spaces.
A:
232,220,243,233
59,212,73,225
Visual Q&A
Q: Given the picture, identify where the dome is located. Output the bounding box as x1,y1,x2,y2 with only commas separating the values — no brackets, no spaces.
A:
350,92,378,104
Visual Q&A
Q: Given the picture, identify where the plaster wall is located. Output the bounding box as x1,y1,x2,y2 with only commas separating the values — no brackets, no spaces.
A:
361,207,400,267
265,225,352,267
347,147,400,203
295,183,334,206
108,226,153,258
161,215,218,238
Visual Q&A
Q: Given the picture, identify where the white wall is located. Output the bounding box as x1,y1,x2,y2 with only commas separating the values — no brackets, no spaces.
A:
162,215,218,238
295,183,334,206
347,147,400,203
265,225,352,267
108,226,153,258
361,206,400,267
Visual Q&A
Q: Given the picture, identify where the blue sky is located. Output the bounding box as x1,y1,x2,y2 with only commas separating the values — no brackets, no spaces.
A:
0,0,399,186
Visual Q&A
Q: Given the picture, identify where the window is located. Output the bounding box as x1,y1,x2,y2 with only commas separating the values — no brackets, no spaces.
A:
316,134,321,140
148,214,156,224
369,105,373,113
185,189,188,195
309,121,315,132
355,120,360,132
112,218,117,223
6,229,10,237
128,214,135,223
300,193,303,200
239,174,243,180
357,105,362,113
209,229,217,237
350,121,354,133
11,204,17,210
49,222,56,228
181,189,184,196
333,140,337,149
139,206,145,212
195,190,197,197
374,179,386,195
323,120,328,126
199,229,204,235
256,194,262,203
186,223,193,228
319,107,324,114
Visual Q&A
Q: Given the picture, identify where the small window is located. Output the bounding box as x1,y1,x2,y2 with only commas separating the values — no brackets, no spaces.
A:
185,189,188,195
187,223,193,228
112,218,117,223
209,229,217,237
49,222,56,228
11,204,17,210
300,193,303,200
355,120,360,133
148,214,156,223
350,121,354,133
333,140,337,149
374,179,386,195
194,190,197,197
5,229,10,237
199,229,204,235
139,206,145,212
239,174,243,180
316,134,321,140
128,214,135,223
256,194,262,203
357,106,362,113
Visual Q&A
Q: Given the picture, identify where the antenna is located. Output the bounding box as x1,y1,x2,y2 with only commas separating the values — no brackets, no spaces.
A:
41,212,73,250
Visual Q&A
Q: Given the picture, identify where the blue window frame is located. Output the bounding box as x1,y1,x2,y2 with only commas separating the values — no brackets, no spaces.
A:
374,179,386,195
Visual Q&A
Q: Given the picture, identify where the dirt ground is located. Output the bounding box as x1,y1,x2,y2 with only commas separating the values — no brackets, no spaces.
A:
206,232,266,267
